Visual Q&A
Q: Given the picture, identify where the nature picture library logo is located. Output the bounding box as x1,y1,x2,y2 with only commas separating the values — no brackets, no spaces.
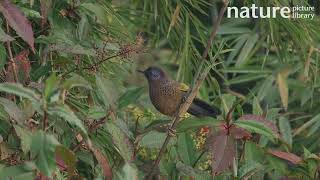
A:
227,4,315,19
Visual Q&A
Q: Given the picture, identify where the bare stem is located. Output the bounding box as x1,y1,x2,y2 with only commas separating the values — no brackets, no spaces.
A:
5,21,18,83
145,1,229,179
43,110,48,131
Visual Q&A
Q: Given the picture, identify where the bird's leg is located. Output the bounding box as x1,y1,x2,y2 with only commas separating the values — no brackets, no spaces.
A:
167,126,176,137
181,95,188,103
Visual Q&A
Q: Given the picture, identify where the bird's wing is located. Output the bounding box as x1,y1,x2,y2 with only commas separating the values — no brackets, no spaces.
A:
178,82,189,92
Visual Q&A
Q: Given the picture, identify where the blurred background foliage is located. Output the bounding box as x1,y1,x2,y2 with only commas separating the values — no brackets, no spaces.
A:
0,0,319,179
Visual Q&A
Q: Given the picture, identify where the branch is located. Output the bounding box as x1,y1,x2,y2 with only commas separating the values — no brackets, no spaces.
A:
62,42,141,78
145,1,229,179
5,21,18,83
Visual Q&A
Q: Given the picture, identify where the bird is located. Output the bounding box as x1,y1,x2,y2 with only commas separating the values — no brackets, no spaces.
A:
137,66,220,118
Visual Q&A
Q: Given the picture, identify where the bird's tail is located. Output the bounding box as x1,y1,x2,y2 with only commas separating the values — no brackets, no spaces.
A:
187,98,220,118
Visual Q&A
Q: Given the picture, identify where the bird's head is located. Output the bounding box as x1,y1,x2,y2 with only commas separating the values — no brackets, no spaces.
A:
137,66,166,81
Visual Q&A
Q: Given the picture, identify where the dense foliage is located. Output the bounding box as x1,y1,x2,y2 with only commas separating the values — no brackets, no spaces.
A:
0,0,319,179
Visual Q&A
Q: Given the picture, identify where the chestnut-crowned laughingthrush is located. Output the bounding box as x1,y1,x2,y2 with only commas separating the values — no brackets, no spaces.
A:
137,66,220,117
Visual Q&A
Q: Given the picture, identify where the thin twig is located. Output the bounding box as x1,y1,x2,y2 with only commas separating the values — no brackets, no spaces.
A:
62,45,138,78
192,151,206,168
5,21,18,83
145,1,229,179
43,110,48,131
72,111,112,152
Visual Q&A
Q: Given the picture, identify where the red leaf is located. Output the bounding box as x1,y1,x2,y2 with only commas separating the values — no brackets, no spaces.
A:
268,150,302,165
91,147,113,179
210,130,236,175
229,125,252,140
0,0,35,52
240,114,279,136
55,145,76,173
55,154,67,171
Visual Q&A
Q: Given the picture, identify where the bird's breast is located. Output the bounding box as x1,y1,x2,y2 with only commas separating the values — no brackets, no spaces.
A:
148,81,184,116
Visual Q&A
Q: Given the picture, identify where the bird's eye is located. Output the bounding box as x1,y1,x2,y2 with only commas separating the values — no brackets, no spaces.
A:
150,71,160,80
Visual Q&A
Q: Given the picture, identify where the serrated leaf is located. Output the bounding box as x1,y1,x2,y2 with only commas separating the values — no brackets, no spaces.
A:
48,104,87,135
240,114,279,135
234,120,277,142
62,74,92,90
0,97,26,124
279,117,292,148
238,161,263,179
177,133,197,166
96,74,118,107
106,121,133,161
14,125,32,153
0,0,35,52
31,131,59,177
177,117,220,132
210,130,236,175
44,73,59,100
116,163,138,180
0,163,36,180
139,130,167,149
268,150,302,165
176,161,196,176
229,125,252,140
252,97,263,115
0,83,40,102
87,106,106,119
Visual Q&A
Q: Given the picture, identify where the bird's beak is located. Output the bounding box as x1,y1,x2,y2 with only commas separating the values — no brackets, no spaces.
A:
136,69,145,74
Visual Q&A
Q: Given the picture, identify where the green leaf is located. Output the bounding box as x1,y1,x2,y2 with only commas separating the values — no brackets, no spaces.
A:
44,73,59,100
0,83,39,102
221,94,236,114
278,117,292,148
62,73,92,90
48,104,87,135
96,74,118,107
252,97,263,115
234,120,277,142
235,33,259,66
14,125,32,153
0,163,35,180
106,121,133,161
228,74,268,84
139,130,167,149
0,44,7,70
0,97,26,124
244,142,264,163
177,117,220,132
177,132,197,166
31,131,59,177
116,163,138,180
87,106,106,119
293,113,320,136
238,161,263,179
176,161,196,176
118,87,144,109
